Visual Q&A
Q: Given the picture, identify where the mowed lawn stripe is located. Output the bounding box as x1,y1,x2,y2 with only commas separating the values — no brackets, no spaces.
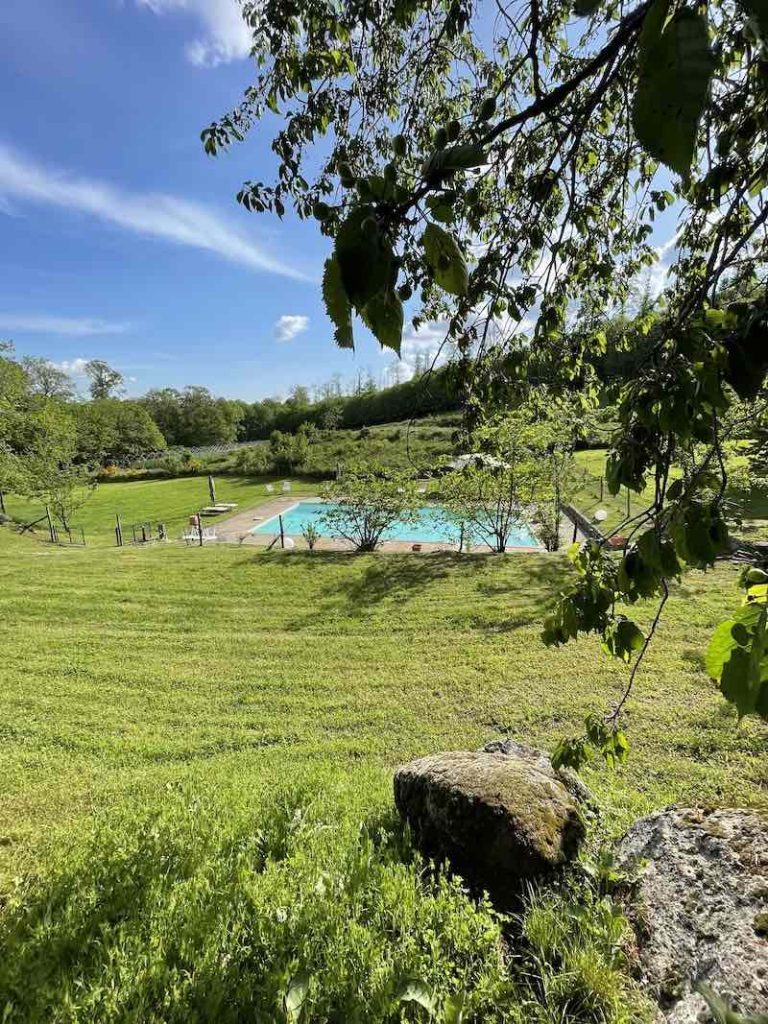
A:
1,527,766,884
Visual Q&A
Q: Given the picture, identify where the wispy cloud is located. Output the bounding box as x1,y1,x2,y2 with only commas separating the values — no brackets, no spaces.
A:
135,0,251,67
274,314,309,341
0,145,309,281
398,321,453,379
646,232,679,298
52,357,89,375
0,314,131,337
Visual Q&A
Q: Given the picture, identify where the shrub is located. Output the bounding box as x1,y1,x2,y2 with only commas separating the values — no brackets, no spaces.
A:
301,522,320,551
319,472,419,551
233,445,269,476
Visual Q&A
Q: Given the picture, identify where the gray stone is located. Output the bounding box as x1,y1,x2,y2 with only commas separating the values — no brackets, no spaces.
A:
393,747,586,906
616,806,768,1022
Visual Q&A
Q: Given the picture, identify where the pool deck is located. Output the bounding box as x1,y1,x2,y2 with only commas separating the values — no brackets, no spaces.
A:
215,495,307,544
212,494,558,554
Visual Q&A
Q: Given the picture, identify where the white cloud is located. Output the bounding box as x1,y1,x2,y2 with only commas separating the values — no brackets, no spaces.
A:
52,357,90,375
135,0,251,67
0,314,130,337
274,314,309,341
0,145,309,281
398,321,452,379
646,233,679,298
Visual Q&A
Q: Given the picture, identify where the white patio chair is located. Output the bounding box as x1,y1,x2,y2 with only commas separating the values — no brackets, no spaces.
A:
281,481,292,493
265,483,275,494
182,527,218,544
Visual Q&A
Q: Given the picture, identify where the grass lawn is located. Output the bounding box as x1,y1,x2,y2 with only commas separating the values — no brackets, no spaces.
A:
3,474,319,547
1,512,766,1019
1,524,766,865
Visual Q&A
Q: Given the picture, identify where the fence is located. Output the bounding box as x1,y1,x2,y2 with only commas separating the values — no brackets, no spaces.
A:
560,503,605,543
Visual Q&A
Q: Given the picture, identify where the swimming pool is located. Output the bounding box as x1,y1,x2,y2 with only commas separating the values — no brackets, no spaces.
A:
250,500,540,548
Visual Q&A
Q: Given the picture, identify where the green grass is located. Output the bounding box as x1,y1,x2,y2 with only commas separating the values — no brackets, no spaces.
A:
0,524,766,1021
3,527,765,851
4,474,319,546
573,448,768,539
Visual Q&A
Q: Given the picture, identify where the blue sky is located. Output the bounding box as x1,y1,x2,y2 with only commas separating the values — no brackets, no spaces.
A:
0,0,410,400
0,0,676,402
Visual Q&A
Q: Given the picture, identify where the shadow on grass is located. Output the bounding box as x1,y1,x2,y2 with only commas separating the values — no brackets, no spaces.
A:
324,552,489,614
236,549,570,631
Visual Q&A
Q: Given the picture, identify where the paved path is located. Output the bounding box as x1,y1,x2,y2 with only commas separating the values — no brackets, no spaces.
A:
215,494,305,544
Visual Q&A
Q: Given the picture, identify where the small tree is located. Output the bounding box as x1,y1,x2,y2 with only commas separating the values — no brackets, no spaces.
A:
441,462,542,553
319,403,343,434
292,426,311,469
270,429,310,474
24,459,96,534
301,522,320,551
269,430,294,473
234,445,269,476
319,473,418,552
526,419,581,553
84,360,124,400
21,357,75,400
442,409,573,552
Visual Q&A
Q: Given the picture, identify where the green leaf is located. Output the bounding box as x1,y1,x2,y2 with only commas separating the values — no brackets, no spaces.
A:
551,735,591,771
335,207,395,309
284,970,311,1022
706,603,768,721
395,978,436,1014
669,500,728,568
574,0,603,14
695,981,768,1024
602,616,645,662
740,0,768,39
362,290,404,354
322,257,354,349
423,222,469,295
637,0,671,57
724,318,768,399
666,479,684,500
426,193,456,224
632,8,715,176
443,992,468,1024
423,143,486,182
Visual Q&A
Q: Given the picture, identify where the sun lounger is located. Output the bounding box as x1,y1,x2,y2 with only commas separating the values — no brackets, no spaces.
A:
200,503,239,516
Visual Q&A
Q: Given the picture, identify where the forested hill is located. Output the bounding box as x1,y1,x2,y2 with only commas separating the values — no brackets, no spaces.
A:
238,364,462,440
138,363,464,447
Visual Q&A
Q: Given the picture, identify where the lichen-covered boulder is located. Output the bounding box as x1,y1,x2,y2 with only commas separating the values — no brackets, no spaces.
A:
616,807,768,1022
393,747,587,905
482,737,594,806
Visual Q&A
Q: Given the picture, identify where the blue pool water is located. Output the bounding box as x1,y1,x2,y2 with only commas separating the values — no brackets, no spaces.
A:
250,500,540,548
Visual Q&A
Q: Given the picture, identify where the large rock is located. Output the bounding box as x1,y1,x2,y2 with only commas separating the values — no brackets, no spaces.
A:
393,744,587,905
616,807,768,1022
482,737,594,806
